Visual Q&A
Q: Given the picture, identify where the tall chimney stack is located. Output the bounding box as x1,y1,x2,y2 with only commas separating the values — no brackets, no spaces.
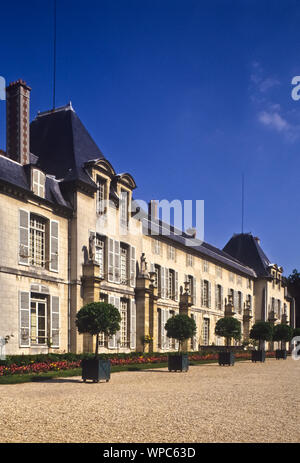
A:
6,79,31,165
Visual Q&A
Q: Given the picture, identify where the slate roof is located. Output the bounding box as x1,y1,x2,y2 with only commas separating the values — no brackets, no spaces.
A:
0,154,71,210
30,104,105,187
223,233,272,277
139,213,256,278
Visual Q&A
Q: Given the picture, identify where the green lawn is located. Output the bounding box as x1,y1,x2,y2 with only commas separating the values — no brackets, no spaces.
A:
0,357,254,385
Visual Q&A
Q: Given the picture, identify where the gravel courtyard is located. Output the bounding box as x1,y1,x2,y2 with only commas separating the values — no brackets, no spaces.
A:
0,357,299,443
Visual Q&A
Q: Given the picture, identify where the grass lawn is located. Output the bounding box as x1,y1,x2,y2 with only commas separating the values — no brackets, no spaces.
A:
0,356,253,385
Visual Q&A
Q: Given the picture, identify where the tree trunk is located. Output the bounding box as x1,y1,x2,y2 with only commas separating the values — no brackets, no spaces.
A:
95,333,99,358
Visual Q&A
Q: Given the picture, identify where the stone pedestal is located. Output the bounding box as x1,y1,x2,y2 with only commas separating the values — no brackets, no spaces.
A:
243,306,253,341
135,271,154,353
179,285,193,351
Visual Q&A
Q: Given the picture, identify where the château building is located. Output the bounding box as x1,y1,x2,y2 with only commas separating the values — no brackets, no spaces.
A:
0,79,295,355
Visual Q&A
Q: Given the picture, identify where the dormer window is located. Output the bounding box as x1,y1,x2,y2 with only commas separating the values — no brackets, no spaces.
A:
120,189,129,228
32,169,45,198
96,176,107,214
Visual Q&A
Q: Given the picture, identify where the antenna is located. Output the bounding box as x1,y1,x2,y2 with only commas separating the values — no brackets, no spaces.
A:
52,0,57,109
241,173,244,233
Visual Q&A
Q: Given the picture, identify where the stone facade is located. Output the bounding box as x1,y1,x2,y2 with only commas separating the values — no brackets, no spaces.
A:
0,79,294,355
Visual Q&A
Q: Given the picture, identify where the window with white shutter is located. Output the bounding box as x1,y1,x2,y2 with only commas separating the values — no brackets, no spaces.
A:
50,220,59,272
161,267,165,299
51,295,60,347
19,291,30,347
32,169,45,198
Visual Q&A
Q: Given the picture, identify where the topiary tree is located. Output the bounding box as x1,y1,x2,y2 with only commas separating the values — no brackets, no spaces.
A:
165,314,196,352
272,323,293,350
249,321,273,350
215,317,241,348
293,327,300,338
76,302,121,357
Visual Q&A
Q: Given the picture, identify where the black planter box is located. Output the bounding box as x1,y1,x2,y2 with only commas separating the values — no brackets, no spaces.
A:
218,351,235,366
82,359,111,382
251,350,266,363
275,349,287,360
168,354,189,372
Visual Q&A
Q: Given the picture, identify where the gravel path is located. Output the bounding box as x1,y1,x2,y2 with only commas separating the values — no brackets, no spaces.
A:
0,358,299,443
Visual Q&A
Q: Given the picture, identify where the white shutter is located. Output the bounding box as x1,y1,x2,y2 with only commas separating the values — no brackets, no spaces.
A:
234,290,238,311
130,299,136,350
108,239,114,282
19,209,29,265
192,277,196,305
50,220,59,272
201,280,204,307
130,246,136,287
114,241,120,283
165,268,169,299
208,282,211,308
108,295,116,348
114,297,121,346
221,286,224,310
161,267,165,299
19,291,30,347
175,271,178,301
51,295,60,347
215,284,218,309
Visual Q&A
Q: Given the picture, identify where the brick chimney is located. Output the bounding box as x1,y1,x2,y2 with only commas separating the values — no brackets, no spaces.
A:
6,79,31,165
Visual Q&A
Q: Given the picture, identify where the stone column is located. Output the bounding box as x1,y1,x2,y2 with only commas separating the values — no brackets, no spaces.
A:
268,309,277,350
135,260,153,353
148,271,158,353
179,282,193,351
81,261,101,353
243,301,253,342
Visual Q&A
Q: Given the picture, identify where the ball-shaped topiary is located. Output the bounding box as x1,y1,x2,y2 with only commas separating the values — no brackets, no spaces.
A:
272,323,293,350
76,302,121,357
165,314,196,352
249,321,273,350
215,317,241,348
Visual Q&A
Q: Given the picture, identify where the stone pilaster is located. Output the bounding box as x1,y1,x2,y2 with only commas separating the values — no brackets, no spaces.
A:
81,261,101,353
135,270,153,353
243,302,253,341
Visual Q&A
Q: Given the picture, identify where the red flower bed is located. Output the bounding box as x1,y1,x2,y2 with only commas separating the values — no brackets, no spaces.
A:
0,351,277,376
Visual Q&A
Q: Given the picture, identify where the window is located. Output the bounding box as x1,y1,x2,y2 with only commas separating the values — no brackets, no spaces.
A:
216,266,222,278
154,265,161,296
228,288,234,305
203,260,209,273
229,272,234,283
202,318,210,345
237,291,242,314
168,269,175,300
30,215,46,267
95,235,105,278
168,245,176,261
32,169,45,198
153,240,162,255
120,189,129,228
120,299,129,347
202,280,210,307
247,279,252,289
30,294,47,345
236,275,242,286
96,176,107,214
120,245,128,285
216,284,222,310
186,254,194,267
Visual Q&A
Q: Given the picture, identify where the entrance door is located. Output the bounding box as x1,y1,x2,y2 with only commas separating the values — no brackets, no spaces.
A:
30,299,47,345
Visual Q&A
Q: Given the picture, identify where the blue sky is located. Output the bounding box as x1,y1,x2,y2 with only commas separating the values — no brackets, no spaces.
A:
0,0,300,275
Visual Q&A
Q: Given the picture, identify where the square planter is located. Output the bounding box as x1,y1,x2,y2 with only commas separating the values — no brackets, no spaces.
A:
168,354,189,372
251,350,266,363
82,359,111,382
275,349,287,360
218,351,235,366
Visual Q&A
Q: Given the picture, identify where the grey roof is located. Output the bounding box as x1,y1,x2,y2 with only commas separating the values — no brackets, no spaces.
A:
0,154,71,210
140,213,256,278
30,104,104,187
223,233,271,277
